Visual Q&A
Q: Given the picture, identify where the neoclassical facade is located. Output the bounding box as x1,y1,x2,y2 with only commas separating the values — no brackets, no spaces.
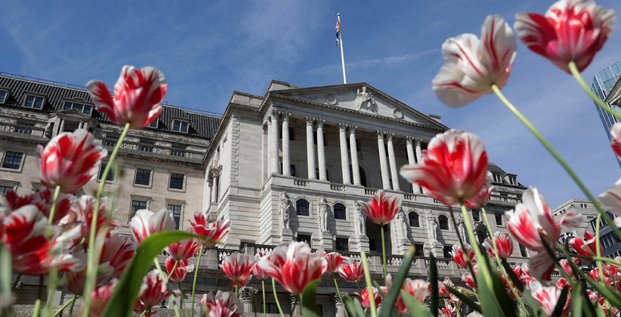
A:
1,73,529,315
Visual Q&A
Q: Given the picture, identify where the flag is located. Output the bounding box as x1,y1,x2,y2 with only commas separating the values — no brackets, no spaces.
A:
335,18,341,46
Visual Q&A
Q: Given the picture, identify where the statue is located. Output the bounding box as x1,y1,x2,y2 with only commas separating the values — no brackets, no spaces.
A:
426,213,439,244
457,216,467,243
318,196,329,232
355,86,378,113
353,201,366,237
397,209,411,243
279,192,293,231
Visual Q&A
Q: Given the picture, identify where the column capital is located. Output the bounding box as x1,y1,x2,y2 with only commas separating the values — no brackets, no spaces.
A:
316,119,325,128
338,122,347,131
376,130,385,138
387,133,395,141
282,112,291,121
305,116,315,125
405,135,414,142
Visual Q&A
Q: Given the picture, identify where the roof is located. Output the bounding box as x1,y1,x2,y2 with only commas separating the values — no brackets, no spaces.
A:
0,73,221,140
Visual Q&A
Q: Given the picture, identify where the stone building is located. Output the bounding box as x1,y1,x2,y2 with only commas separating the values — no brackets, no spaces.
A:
1,73,529,315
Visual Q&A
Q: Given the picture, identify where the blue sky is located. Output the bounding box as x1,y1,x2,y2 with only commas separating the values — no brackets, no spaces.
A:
1,0,620,207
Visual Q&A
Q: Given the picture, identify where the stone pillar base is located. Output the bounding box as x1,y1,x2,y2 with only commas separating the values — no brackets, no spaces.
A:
424,242,444,258
319,231,333,250
281,228,293,243
397,238,413,255
351,235,370,253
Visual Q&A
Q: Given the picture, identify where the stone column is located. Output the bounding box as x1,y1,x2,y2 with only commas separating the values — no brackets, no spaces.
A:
240,287,254,314
291,293,301,317
415,139,424,194
205,177,212,209
306,118,316,180
211,175,218,203
271,113,280,174
387,134,400,191
335,293,346,317
377,132,390,190
282,115,291,176
317,121,327,181
350,127,361,186
405,137,421,193
262,123,268,183
338,124,351,185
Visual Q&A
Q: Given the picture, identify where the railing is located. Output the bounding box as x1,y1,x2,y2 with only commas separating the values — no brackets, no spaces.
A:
293,178,309,187
330,183,345,191
0,121,47,138
96,133,206,161
365,188,377,195
404,194,415,201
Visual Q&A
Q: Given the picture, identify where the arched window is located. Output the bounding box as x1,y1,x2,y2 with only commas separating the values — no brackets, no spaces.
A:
296,199,309,216
334,203,346,220
439,215,449,230
408,212,420,227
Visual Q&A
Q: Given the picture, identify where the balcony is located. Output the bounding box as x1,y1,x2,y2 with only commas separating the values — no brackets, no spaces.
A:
95,133,207,164
0,119,47,143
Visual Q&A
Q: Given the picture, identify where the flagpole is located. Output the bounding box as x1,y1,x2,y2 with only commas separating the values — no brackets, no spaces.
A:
337,13,347,84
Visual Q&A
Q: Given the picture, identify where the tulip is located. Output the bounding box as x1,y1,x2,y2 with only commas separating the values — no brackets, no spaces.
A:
461,272,476,289
135,270,169,313
337,259,364,283
257,241,327,294
515,0,616,73
85,279,117,317
432,15,516,107
252,251,270,281
323,252,345,274
599,178,621,218
166,237,200,261
464,172,493,209
59,195,117,250
2,187,72,224
611,123,621,159
531,281,570,316
395,278,430,314
200,291,241,317
86,65,167,129
401,130,488,206
359,287,382,309
484,232,514,259
220,252,256,288
570,230,599,257
166,257,193,283
39,129,107,194
449,244,475,269
130,209,176,245
189,212,229,247
358,191,401,225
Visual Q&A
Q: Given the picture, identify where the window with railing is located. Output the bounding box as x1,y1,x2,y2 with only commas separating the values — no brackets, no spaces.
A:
171,145,186,157
138,139,155,152
15,121,34,135
335,237,349,252
0,185,14,195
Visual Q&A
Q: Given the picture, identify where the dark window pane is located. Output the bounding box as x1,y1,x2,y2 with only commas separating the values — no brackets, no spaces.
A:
334,203,346,220
2,151,23,169
169,173,185,189
168,204,182,229
134,168,152,186
98,162,115,181
443,246,452,258
439,215,449,230
335,238,348,252
131,200,148,216
296,199,309,216
0,185,13,195
409,212,419,227
297,234,311,247
414,243,424,256
495,213,503,226
472,209,480,221
0,90,7,103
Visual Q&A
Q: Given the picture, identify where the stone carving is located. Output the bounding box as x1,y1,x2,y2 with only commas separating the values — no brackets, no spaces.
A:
392,108,404,119
353,201,366,237
324,94,337,105
457,215,467,243
279,192,293,231
355,86,378,113
318,195,329,232
426,212,439,245
397,208,411,243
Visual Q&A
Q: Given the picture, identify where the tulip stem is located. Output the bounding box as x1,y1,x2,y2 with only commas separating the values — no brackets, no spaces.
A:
333,276,348,317
359,250,377,317
235,284,239,298
447,207,476,281
261,280,266,317
82,122,130,317
12,274,21,290
50,295,76,317
271,278,285,317
459,205,495,296
480,208,499,260
491,85,613,278
568,61,621,121
69,295,78,316
32,299,41,317
47,185,61,225
190,246,204,317
167,260,179,281
44,185,62,314
380,224,387,279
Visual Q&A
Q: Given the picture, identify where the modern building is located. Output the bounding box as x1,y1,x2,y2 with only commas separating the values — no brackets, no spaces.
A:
1,72,529,315
591,61,621,168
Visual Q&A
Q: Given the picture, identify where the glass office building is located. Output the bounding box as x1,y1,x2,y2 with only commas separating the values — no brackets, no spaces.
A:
591,61,621,168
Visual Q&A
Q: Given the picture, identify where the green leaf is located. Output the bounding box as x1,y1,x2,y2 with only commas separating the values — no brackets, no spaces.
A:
102,231,196,317
551,286,569,317
378,247,416,317
300,279,321,317
586,277,621,308
446,286,480,313
570,284,583,317
343,296,366,317
400,290,433,317
500,259,524,292
0,244,14,311
476,259,516,317
429,254,438,317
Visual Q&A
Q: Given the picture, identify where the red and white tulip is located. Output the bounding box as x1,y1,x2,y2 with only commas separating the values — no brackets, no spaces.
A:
200,291,241,317
130,209,176,245
484,231,514,259
135,270,169,313
166,237,200,261
190,212,229,247
39,129,107,194
84,279,117,317
165,257,193,283
2,187,72,224
358,191,401,226
86,65,167,129
450,244,475,269
359,287,382,309
400,130,489,206
515,0,616,73
531,281,570,316
570,230,599,258
323,251,345,274
432,16,516,107
599,178,621,220
611,123,621,159
257,241,327,294
337,259,364,283
220,252,256,288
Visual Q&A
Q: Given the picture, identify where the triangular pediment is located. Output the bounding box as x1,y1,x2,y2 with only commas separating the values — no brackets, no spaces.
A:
270,82,446,129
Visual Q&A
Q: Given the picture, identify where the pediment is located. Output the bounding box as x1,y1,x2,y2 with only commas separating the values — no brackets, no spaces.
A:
271,83,445,129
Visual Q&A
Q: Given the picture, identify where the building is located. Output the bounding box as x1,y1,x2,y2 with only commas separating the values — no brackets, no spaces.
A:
553,199,620,259
1,73,529,315
591,61,621,168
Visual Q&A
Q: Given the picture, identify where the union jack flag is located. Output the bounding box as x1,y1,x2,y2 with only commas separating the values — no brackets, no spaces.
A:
335,18,341,46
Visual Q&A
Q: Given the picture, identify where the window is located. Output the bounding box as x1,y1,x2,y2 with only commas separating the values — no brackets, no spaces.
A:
0,184,14,195
519,244,527,257
148,120,158,128
24,95,44,109
172,119,189,133
443,246,452,258
63,101,93,115
15,121,34,135
97,162,115,182
168,204,182,229
134,168,152,186
439,215,449,230
296,199,309,216
0,90,7,104
297,234,311,247
414,243,424,256
290,165,296,177
288,127,295,140
335,237,349,252
495,213,503,226
2,151,23,170
472,209,480,221
131,199,148,216
409,212,420,227
334,203,346,220
169,173,185,190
